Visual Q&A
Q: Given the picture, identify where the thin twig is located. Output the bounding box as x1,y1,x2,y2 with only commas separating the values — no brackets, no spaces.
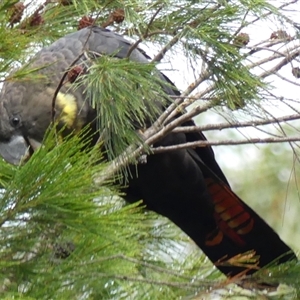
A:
246,43,300,70
126,30,168,58
273,71,300,87
151,136,300,154
126,5,165,58
151,70,212,132
163,83,214,125
82,254,209,281
245,0,298,28
51,24,101,122
172,113,300,133
259,48,300,78
71,272,212,289
152,28,187,63
51,53,84,122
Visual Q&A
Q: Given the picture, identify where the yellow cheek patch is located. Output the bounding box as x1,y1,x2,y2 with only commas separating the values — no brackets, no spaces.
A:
56,92,78,128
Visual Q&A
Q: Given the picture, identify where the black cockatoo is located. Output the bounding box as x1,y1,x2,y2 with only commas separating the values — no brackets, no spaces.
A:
0,26,296,277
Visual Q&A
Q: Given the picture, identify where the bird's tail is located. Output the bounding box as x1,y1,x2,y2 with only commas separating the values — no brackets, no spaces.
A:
201,166,297,276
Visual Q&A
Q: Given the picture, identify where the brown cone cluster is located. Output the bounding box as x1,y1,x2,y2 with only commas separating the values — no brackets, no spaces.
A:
233,33,250,48
67,65,85,83
292,67,300,79
112,9,125,24
270,30,291,40
78,16,95,30
9,2,25,25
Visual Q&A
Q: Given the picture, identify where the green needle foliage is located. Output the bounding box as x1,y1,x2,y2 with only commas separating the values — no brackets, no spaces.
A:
0,130,219,298
82,57,170,160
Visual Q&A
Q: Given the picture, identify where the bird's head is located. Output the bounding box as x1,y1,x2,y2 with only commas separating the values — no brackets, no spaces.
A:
0,27,168,165
0,80,82,165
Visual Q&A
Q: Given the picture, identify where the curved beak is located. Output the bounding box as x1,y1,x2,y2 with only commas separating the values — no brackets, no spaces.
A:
0,135,30,165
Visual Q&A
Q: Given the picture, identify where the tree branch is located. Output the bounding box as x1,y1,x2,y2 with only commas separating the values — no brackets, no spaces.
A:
126,5,165,58
172,113,300,133
152,28,187,63
151,136,300,154
247,43,300,70
259,48,300,78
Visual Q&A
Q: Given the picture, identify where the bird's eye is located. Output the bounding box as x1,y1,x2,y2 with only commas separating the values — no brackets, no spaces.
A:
10,116,21,127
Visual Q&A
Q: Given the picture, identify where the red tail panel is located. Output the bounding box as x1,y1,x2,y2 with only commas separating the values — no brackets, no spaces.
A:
205,178,254,247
